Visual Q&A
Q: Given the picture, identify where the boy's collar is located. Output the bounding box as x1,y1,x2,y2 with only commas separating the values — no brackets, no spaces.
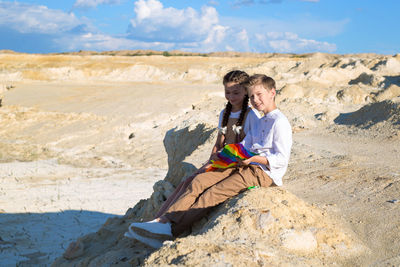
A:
262,108,279,118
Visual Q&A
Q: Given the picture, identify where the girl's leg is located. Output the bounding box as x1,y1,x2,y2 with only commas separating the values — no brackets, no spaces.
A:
154,180,187,219
158,175,195,218
155,162,212,219
163,168,234,225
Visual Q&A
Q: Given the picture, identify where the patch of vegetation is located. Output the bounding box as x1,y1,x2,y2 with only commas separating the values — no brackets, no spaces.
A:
291,54,308,58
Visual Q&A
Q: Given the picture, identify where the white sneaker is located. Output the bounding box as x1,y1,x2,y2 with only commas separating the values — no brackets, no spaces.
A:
129,221,173,240
124,231,163,249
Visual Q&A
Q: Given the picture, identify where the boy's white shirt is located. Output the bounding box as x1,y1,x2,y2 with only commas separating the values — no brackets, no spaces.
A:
218,107,261,135
240,109,292,186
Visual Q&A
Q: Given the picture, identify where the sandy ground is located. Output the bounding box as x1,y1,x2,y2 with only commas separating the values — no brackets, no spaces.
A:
0,162,166,266
0,80,220,266
285,129,400,264
1,53,399,266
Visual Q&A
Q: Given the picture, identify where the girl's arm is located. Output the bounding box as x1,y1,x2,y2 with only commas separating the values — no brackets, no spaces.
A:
210,132,224,161
191,129,225,176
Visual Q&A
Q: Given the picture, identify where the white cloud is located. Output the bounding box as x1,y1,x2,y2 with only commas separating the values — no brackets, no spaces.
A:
126,1,337,53
0,1,337,54
255,32,336,53
125,0,257,52
221,15,349,39
0,1,119,52
223,29,250,51
73,0,120,9
54,32,173,51
0,2,83,34
202,25,228,47
128,0,220,43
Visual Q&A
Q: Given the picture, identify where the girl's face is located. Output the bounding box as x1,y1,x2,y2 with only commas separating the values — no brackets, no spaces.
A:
224,82,247,110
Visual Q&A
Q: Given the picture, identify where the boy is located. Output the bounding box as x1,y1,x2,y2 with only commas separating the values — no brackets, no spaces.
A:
127,74,292,245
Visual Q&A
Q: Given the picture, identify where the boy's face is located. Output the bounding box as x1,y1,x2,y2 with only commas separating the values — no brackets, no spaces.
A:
248,84,276,114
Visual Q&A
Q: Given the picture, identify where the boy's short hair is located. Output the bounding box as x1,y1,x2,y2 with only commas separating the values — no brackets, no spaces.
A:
244,74,276,91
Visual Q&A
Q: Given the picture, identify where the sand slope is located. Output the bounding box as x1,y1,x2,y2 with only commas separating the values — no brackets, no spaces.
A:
0,52,399,266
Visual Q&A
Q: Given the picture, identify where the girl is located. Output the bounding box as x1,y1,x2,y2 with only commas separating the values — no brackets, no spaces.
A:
152,70,260,219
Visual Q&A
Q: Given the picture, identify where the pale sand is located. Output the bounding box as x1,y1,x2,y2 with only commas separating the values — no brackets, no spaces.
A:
0,52,399,266
1,79,222,266
0,161,166,265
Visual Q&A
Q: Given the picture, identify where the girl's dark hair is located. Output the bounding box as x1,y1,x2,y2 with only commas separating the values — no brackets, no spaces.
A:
221,70,249,129
237,94,249,126
223,70,249,85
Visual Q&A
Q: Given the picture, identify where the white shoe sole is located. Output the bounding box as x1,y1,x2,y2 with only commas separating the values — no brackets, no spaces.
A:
124,231,163,249
129,222,173,239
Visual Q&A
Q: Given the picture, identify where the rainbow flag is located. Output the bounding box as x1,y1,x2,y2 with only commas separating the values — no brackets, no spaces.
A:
206,143,258,171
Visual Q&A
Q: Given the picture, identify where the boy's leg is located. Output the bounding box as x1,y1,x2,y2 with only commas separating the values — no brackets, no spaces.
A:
164,168,235,226
171,165,273,236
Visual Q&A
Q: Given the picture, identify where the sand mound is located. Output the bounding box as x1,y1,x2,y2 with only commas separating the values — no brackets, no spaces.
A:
374,84,400,101
336,85,371,104
348,72,382,86
51,120,368,266
51,187,369,266
334,100,400,129
144,188,368,266
51,186,369,266
372,58,400,73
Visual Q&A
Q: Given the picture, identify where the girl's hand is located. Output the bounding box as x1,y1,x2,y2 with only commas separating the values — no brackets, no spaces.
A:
196,161,213,174
209,152,220,161
203,162,213,170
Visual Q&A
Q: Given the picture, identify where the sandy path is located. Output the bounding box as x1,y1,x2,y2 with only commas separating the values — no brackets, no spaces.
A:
4,81,220,120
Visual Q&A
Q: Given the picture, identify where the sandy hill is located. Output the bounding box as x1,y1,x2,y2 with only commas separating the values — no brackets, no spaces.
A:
0,52,399,266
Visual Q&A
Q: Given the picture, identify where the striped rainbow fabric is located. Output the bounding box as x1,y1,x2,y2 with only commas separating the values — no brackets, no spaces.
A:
206,143,257,172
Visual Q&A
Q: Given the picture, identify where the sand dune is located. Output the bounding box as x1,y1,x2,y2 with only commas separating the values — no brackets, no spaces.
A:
0,51,399,266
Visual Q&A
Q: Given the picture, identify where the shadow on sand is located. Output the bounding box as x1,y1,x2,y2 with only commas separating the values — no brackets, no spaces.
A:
0,209,118,266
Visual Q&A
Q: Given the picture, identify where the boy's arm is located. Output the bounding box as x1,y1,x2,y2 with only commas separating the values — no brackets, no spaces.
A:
264,118,292,169
239,155,268,166
240,118,292,168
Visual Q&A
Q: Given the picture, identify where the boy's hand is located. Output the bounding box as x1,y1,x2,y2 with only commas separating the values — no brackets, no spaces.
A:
237,158,252,166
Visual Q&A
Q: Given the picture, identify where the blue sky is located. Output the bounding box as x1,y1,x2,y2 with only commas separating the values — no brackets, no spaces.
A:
0,0,398,54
